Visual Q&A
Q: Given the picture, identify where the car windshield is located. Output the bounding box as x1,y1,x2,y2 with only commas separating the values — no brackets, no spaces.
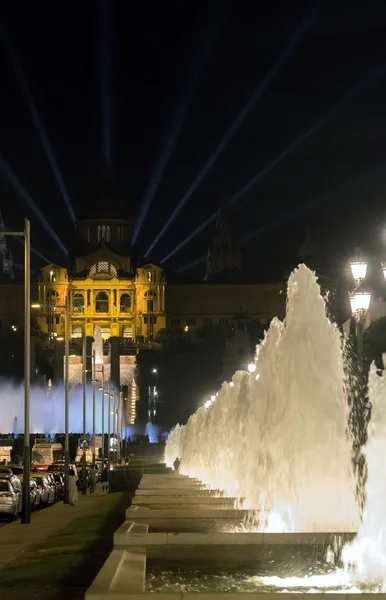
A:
8,466,23,475
33,477,43,485
53,474,62,482
0,481,9,492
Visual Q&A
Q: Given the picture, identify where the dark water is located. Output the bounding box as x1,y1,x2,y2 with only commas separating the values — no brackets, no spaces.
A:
146,567,380,594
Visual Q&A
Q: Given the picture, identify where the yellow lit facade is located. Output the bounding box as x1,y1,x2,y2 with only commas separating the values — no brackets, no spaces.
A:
36,262,166,342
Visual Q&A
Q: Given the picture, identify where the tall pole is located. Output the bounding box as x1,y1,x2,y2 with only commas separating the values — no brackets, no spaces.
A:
22,218,31,524
82,332,87,495
101,366,105,467
112,393,116,464
107,381,111,467
92,350,96,465
64,296,70,504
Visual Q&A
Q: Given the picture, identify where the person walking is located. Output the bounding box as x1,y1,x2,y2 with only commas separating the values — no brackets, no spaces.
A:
89,465,97,494
173,457,181,472
101,467,109,492
68,467,79,506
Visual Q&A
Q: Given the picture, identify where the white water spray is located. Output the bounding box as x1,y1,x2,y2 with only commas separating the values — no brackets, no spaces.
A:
343,360,386,585
166,264,359,532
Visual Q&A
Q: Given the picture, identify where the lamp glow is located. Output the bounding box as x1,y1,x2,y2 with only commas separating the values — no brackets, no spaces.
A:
211,395,216,401
204,400,212,409
350,260,367,281
349,282,371,315
248,363,256,373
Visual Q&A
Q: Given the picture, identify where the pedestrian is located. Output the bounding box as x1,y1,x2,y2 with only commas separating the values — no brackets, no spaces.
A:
173,457,181,472
89,465,97,493
68,467,79,506
101,466,109,492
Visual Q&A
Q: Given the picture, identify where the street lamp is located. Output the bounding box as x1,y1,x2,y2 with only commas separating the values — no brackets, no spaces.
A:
350,260,368,282
349,280,372,366
4,219,31,523
32,296,70,503
248,362,256,373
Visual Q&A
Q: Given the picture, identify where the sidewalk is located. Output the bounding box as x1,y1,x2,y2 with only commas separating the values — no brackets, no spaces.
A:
0,486,110,566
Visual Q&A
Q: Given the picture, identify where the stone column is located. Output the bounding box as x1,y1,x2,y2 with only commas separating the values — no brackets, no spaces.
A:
109,322,120,393
84,323,94,384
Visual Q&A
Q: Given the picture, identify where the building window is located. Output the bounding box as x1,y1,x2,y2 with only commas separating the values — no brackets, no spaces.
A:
72,325,82,339
219,318,229,326
122,325,132,339
100,325,110,340
106,225,110,242
203,318,212,326
187,318,196,326
89,262,117,277
171,318,180,327
72,293,84,313
120,293,132,313
95,291,109,313
55,316,60,324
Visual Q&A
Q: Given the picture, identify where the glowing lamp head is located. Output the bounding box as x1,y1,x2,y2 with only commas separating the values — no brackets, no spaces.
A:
211,395,216,401
152,368,157,374
349,281,371,315
204,400,212,409
248,362,256,373
350,260,367,281
229,381,234,387
184,326,189,332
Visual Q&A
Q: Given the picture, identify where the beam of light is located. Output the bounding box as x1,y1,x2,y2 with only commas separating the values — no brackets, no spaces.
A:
160,210,219,264
231,62,386,205
9,234,51,264
145,0,321,257
0,155,68,256
134,3,220,247
99,0,112,164
0,22,76,222
241,164,386,244
175,165,386,273
176,255,206,273
168,62,386,262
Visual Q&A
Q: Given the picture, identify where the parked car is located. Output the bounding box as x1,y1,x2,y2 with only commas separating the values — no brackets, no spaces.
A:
31,474,55,507
6,464,24,476
19,475,40,511
0,473,22,512
44,473,58,502
52,473,64,500
0,478,19,522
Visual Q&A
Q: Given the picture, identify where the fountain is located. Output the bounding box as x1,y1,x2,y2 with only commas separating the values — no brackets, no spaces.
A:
343,359,386,586
166,264,359,533
86,264,386,598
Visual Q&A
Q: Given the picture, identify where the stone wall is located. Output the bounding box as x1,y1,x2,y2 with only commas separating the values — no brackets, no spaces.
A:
68,355,136,386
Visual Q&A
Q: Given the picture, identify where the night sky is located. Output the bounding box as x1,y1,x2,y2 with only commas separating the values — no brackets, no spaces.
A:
1,1,386,283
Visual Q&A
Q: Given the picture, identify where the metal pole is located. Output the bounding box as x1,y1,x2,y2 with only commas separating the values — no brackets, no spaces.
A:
92,350,96,465
64,296,70,504
82,332,87,495
356,316,364,369
107,381,111,467
101,366,105,468
112,393,116,464
22,218,31,524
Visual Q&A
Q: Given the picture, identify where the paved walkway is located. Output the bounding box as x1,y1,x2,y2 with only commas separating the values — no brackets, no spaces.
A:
0,485,108,566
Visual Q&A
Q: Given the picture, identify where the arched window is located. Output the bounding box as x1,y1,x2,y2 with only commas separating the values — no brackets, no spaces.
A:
73,293,84,313
120,293,132,313
89,262,117,277
95,292,109,313
144,290,157,312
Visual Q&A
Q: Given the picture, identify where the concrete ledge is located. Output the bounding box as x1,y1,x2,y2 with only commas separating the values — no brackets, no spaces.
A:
114,530,356,548
132,496,238,506
125,508,252,520
135,488,222,496
85,548,146,598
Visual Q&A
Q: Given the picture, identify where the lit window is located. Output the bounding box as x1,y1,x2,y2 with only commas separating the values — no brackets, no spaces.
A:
89,262,117,277
122,325,132,339
120,293,132,313
72,325,82,339
73,293,84,313
96,292,109,313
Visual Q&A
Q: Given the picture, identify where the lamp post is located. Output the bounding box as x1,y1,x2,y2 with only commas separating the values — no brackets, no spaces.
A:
107,380,111,466
349,257,371,367
4,219,31,523
92,350,96,465
32,296,70,503
82,332,87,495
